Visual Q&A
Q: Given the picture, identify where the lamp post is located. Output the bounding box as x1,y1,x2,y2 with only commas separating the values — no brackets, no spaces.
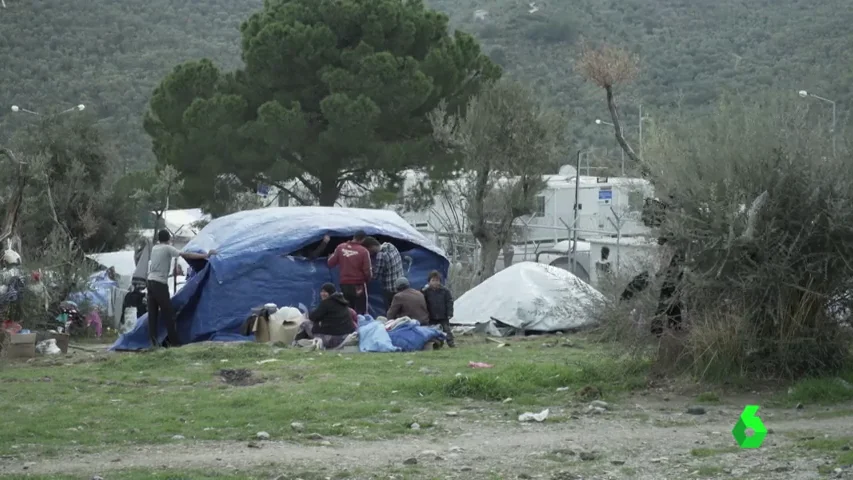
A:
595,118,625,176
11,104,85,117
638,104,651,161
798,90,837,157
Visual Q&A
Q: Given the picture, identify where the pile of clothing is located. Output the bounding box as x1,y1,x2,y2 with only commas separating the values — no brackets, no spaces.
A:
292,314,447,352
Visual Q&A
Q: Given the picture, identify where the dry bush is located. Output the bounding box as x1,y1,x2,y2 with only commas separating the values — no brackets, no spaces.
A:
577,42,639,89
446,260,478,298
611,93,853,379
590,271,659,344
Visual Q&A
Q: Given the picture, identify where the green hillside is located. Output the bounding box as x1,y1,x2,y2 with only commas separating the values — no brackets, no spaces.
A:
0,0,262,169
1,0,850,170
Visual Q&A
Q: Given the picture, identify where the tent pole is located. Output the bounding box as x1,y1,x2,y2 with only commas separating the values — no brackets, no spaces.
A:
570,150,581,276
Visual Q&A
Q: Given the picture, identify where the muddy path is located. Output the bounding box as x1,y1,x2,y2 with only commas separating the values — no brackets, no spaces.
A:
3,395,852,479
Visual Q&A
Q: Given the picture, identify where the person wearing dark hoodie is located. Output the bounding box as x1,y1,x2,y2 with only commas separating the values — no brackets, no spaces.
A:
422,270,456,347
327,230,372,314
304,283,357,349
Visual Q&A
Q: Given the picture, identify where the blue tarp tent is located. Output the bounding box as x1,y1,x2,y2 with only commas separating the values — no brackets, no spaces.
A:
111,207,449,351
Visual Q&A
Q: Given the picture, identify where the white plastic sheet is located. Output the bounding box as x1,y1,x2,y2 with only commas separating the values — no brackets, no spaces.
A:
451,262,604,334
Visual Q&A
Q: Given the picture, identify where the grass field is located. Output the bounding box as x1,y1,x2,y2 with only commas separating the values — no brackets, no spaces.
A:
0,337,649,457
3,336,853,479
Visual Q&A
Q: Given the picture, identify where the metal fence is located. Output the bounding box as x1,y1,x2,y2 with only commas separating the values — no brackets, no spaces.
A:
414,220,642,295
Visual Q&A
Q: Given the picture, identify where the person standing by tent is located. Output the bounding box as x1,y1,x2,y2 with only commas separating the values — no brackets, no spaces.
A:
361,236,404,310
595,247,612,278
327,230,372,315
147,229,215,348
422,270,456,347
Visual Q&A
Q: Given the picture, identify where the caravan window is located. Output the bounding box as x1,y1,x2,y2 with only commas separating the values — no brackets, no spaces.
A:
628,190,645,212
534,195,546,216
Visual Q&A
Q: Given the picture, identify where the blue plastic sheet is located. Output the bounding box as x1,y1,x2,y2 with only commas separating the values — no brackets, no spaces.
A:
111,207,449,351
357,315,400,352
388,323,446,352
68,271,117,311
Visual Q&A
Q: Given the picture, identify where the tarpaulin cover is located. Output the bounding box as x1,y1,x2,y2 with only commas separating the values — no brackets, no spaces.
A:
388,323,446,352
451,262,604,335
68,271,117,312
111,207,449,351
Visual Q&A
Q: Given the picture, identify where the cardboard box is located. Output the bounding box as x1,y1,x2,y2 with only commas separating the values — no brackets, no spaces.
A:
251,315,270,343
7,333,37,359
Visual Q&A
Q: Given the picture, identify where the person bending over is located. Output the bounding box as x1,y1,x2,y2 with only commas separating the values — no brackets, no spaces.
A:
147,229,215,349
361,236,404,311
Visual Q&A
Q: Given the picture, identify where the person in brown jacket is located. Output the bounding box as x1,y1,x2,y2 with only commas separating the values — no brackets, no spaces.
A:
386,277,430,324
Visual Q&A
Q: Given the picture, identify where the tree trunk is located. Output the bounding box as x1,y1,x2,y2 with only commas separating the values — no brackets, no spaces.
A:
318,181,340,207
475,239,501,285
604,85,647,176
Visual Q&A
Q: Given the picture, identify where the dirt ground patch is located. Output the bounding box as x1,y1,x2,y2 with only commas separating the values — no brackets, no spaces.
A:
3,395,853,479
218,368,263,386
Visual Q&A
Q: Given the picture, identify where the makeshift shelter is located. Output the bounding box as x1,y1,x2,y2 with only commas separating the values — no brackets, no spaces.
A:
111,207,449,350
86,248,189,328
160,208,210,240
451,262,604,336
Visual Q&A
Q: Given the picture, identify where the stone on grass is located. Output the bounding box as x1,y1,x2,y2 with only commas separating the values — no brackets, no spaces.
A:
171,435,185,440
256,431,270,440
410,422,421,430
306,433,324,440
291,422,305,432
403,457,418,465
579,451,597,461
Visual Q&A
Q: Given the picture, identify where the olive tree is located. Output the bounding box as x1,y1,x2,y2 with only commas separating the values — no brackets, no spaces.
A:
430,80,565,283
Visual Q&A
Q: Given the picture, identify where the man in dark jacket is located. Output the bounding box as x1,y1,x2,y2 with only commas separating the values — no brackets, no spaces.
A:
327,231,372,314
422,270,455,347
304,283,357,349
386,277,430,324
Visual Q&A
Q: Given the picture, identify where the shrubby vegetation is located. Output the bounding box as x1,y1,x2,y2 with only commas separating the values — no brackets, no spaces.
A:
593,94,853,379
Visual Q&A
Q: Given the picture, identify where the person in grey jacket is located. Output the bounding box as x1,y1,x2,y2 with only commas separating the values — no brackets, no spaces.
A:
422,270,455,347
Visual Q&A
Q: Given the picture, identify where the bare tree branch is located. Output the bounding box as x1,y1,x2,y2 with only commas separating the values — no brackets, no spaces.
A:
578,43,647,174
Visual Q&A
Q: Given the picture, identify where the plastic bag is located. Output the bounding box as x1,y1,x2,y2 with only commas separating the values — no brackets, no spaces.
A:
36,339,62,355
121,308,138,334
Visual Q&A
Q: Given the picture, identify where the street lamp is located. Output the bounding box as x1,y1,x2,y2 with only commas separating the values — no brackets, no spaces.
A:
10,103,86,117
798,89,837,156
594,119,625,176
